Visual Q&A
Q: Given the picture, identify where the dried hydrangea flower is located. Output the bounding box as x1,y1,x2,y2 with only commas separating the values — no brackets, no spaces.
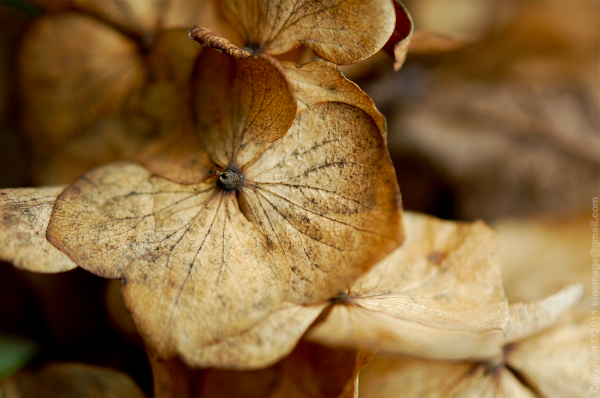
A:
36,47,403,368
359,284,588,398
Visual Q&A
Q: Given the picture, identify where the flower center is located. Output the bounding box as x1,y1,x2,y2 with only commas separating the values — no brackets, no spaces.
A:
216,168,241,191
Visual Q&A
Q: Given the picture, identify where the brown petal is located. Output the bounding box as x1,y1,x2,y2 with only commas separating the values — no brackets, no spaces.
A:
0,187,77,273
20,13,145,151
359,355,537,398
136,134,214,185
174,301,326,369
280,60,387,137
219,0,396,65
193,48,297,168
242,102,403,304
308,212,508,356
150,342,370,398
30,0,161,36
351,212,508,332
33,28,205,186
1,362,145,398
505,310,591,398
46,163,306,367
306,304,504,360
382,1,414,71
503,284,584,344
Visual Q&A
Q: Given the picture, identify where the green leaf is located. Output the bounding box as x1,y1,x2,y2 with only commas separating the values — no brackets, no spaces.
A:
0,334,38,380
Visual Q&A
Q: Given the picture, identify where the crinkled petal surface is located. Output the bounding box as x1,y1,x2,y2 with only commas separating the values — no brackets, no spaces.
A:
219,0,396,64
46,41,403,367
20,13,145,149
0,187,77,273
359,287,589,398
307,212,508,357
47,163,291,366
242,101,403,304
183,301,326,369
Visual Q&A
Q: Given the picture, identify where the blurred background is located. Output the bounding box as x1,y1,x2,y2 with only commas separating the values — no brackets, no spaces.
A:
0,0,598,394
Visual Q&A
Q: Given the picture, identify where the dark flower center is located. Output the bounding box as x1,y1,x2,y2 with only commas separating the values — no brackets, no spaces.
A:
216,169,241,191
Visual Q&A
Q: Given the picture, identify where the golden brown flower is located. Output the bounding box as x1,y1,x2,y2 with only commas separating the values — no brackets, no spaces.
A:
39,49,403,368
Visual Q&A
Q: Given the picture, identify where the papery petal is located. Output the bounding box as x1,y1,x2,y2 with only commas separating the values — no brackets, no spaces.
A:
47,163,294,366
242,102,403,304
193,48,297,168
219,0,396,65
0,187,77,273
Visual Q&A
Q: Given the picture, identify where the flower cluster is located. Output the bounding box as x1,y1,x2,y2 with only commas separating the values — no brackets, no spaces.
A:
0,1,589,397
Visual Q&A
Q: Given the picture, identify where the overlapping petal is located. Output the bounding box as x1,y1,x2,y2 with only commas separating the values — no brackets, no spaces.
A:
218,0,396,64
193,48,297,168
307,212,509,359
358,284,588,398
382,0,413,71
44,47,403,367
242,102,403,304
281,60,387,136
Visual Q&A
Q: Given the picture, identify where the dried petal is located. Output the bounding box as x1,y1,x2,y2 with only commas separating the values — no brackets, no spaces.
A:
308,304,503,360
193,48,297,168
201,342,371,398
242,102,403,304
20,13,145,150
382,1,413,71
218,0,396,64
359,287,588,398
30,0,160,35
151,341,371,398
503,284,584,344
35,28,203,185
281,60,387,136
47,163,291,366
307,212,508,358
506,311,591,398
182,302,326,368
359,355,537,398
45,41,403,367
137,134,214,185
0,187,76,273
